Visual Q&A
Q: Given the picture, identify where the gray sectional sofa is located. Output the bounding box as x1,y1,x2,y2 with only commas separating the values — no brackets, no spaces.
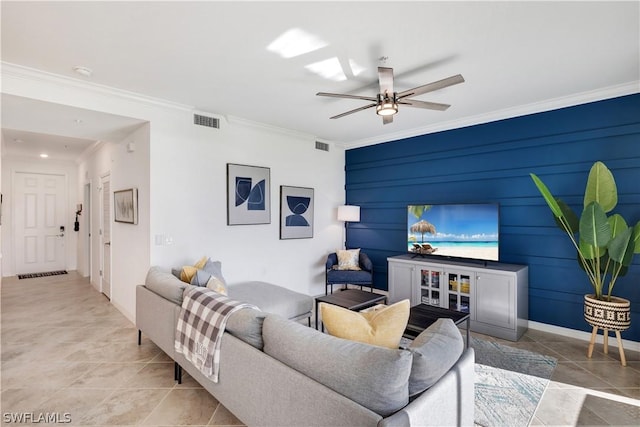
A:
136,266,475,427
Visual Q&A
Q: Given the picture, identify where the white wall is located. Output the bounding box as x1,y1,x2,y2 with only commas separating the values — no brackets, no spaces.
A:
2,65,345,323
150,117,345,297
1,156,79,276
110,124,150,318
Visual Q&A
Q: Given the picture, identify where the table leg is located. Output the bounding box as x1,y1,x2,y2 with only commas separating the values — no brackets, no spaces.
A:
465,318,470,349
315,300,319,330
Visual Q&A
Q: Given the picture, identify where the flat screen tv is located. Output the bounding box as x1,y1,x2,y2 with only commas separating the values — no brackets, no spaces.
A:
407,204,499,262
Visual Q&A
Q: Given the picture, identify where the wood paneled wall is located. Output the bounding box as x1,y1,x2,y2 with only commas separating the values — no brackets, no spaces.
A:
345,94,640,340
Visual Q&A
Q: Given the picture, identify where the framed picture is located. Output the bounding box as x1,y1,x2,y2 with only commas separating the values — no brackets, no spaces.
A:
280,185,314,239
227,163,270,225
114,188,138,224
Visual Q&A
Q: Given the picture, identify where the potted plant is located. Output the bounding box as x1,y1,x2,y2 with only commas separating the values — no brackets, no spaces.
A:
530,161,639,365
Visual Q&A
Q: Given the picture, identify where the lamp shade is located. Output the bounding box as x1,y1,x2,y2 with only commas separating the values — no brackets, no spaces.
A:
338,205,360,222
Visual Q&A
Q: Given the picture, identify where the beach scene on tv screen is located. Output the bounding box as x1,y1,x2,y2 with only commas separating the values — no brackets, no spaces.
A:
407,204,499,261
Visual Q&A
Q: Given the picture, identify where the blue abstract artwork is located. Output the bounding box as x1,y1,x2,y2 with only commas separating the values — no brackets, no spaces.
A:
235,177,266,210
227,164,270,225
285,196,310,226
280,186,313,239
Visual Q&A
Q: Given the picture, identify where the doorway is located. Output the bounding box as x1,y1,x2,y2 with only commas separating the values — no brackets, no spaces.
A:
13,172,67,274
100,174,111,299
82,182,92,279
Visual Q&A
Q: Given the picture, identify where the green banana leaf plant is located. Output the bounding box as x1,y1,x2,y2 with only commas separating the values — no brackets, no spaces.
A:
530,161,640,301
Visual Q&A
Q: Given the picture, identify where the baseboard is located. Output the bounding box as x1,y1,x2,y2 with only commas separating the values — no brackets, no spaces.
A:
528,320,640,352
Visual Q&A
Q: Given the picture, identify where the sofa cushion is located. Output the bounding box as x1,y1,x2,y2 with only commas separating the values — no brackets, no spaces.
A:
320,300,410,349
336,248,361,270
225,308,265,349
227,281,312,319
262,314,411,416
407,318,464,397
144,266,187,305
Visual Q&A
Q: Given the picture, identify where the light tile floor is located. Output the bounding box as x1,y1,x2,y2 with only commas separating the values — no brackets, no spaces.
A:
2,272,639,426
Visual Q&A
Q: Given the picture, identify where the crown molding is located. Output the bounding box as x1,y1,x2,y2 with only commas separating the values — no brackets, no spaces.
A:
1,62,193,112
345,81,640,150
226,115,316,141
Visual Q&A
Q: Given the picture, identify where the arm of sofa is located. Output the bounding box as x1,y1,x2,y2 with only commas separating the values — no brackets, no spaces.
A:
136,285,181,359
377,348,475,427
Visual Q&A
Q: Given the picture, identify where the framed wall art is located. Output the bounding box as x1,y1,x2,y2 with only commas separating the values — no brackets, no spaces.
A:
280,185,314,239
227,163,271,225
114,188,138,224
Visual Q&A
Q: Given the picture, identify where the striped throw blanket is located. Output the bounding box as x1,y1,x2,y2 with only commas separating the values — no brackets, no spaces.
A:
175,286,259,382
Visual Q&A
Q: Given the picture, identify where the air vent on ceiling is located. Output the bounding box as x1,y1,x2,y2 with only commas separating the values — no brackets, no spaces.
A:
315,141,329,152
193,114,220,129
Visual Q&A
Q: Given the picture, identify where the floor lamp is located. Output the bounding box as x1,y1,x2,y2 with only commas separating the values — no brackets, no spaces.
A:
337,205,360,249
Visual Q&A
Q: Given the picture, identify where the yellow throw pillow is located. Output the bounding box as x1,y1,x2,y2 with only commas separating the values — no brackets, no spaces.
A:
194,256,209,270
180,266,198,283
336,248,361,270
179,256,209,283
320,300,410,349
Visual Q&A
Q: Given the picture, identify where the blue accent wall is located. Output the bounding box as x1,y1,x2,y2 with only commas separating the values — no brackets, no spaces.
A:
345,93,640,341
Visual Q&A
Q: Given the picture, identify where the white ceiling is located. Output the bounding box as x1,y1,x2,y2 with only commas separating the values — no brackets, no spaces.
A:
1,1,639,159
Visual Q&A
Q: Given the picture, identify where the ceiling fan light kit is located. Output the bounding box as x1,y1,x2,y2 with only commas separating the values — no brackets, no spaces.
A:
317,67,464,124
376,93,398,116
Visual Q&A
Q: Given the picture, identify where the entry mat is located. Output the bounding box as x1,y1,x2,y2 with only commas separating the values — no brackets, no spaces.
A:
18,270,68,279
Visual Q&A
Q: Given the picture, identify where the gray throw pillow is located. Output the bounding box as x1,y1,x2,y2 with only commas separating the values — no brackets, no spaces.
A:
225,308,265,349
189,269,211,287
408,318,464,397
262,314,411,416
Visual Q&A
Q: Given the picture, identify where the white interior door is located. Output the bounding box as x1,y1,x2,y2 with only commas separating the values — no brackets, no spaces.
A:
100,175,111,299
14,172,67,274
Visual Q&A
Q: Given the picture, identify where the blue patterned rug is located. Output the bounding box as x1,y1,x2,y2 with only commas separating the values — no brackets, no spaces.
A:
471,337,557,427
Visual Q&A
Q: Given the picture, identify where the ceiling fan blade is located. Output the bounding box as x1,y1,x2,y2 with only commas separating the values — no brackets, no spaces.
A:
398,99,451,111
329,103,377,119
317,92,377,102
383,115,393,125
397,74,464,99
378,67,394,96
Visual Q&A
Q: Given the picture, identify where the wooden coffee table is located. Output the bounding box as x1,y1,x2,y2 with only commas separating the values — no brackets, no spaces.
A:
315,289,387,331
405,304,471,348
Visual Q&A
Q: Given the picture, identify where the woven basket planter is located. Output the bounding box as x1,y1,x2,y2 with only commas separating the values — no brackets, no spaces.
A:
584,294,631,331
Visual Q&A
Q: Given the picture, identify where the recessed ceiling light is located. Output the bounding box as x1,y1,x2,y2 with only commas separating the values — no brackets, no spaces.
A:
39,153,49,158
72,66,93,77
13,138,23,143
75,119,83,124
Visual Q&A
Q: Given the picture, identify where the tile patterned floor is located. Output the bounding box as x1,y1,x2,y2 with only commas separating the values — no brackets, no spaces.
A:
2,272,639,426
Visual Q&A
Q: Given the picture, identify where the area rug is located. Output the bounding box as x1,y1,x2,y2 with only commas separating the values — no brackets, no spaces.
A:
471,337,557,427
17,270,68,279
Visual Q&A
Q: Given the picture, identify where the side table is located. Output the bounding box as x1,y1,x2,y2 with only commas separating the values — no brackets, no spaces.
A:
405,304,471,348
315,289,387,331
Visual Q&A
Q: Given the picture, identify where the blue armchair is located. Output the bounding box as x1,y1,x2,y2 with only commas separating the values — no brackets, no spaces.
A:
325,251,374,294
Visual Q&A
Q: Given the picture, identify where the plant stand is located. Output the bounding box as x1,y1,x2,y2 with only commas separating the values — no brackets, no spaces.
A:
587,326,627,366
584,294,631,366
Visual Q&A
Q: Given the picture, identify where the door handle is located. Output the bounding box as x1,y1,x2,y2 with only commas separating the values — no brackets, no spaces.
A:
58,233,64,237
105,242,111,246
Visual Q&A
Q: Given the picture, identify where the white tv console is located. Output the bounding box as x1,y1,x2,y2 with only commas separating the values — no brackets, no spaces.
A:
388,254,529,341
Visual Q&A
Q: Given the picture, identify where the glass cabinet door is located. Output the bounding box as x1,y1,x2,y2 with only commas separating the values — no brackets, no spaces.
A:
447,272,472,313
419,269,442,307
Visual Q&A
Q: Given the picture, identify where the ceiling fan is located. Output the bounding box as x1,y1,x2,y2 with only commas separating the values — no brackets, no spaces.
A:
316,67,464,124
